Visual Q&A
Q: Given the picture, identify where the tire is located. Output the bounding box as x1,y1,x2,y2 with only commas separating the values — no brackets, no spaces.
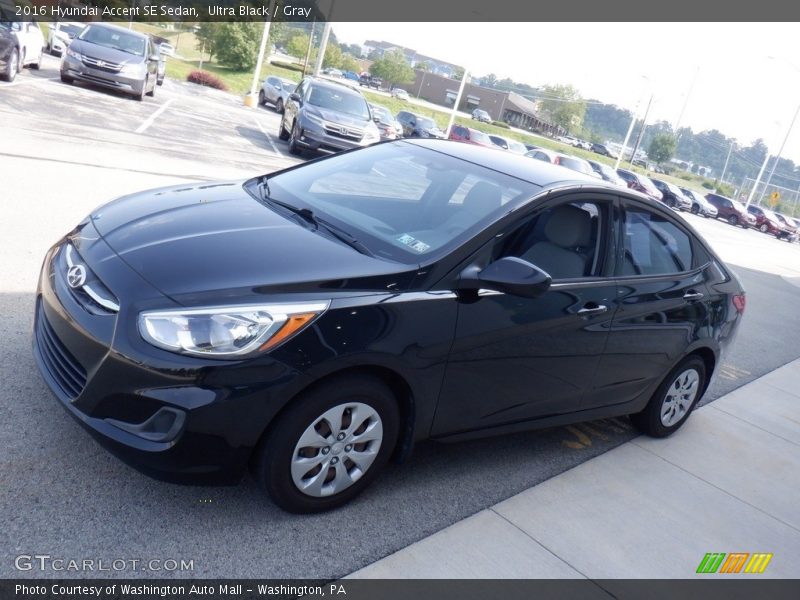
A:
275,98,284,114
253,375,400,513
287,121,301,155
134,78,147,101
727,215,738,227
1,48,18,82
258,89,266,105
60,72,73,84
277,116,290,141
630,356,706,438
691,204,699,215
759,224,769,233
146,78,155,97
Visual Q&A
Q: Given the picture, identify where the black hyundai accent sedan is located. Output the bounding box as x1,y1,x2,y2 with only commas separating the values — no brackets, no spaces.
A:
34,140,745,513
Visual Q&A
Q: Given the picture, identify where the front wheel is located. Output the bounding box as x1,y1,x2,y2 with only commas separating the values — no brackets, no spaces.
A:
759,223,769,233
30,48,42,70
275,98,284,113
277,116,290,141
253,376,400,513
287,121,301,155
258,89,266,105
727,215,739,227
630,356,706,438
2,48,18,82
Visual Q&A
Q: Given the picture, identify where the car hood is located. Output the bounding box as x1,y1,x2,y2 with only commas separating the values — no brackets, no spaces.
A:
71,39,144,65
306,105,371,129
89,182,415,303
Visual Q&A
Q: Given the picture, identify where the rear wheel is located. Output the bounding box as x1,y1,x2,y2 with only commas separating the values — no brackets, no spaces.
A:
253,375,400,513
287,121,301,155
1,48,18,82
630,356,706,438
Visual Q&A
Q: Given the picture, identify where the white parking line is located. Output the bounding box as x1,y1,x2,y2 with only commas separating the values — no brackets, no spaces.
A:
253,116,281,155
135,98,175,134
0,76,59,88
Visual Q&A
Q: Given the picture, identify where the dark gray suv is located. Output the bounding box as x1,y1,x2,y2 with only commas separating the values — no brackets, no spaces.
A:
279,77,380,156
60,22,158,101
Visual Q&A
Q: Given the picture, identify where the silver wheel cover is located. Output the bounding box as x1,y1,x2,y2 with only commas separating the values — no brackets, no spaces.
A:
660,368,700,427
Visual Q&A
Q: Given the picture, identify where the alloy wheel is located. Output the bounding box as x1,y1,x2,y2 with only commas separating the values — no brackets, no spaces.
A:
290,402,383,497
660,368,700,427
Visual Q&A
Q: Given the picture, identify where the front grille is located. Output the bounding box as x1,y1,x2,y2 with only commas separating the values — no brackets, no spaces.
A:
35,301,87,400
81,55,123,73
323,123,363,141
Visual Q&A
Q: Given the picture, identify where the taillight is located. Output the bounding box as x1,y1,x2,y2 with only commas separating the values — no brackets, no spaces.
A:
554,157,561,165
732,294,746,314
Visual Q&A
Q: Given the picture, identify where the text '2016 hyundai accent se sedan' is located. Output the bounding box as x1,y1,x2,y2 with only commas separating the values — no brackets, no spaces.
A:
34,140,745,513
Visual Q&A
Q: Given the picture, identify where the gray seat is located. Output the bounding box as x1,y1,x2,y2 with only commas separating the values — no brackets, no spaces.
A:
521,205,592,278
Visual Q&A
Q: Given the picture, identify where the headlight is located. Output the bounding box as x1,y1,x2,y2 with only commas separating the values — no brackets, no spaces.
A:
66,47,81,60
303,112,325,127
138,301,329,358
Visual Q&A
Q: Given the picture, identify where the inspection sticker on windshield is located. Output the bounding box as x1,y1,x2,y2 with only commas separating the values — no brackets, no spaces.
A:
397,234,430,253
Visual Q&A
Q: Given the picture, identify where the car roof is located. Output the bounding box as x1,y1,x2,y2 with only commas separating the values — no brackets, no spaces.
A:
405,139,607,188
303,76,364,96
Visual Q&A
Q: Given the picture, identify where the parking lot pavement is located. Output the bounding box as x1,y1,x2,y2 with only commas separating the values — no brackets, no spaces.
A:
1,62,800,579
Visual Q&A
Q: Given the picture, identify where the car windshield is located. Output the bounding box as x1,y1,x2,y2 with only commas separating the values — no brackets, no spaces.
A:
417,116,437,130
61,24,83,37
307,85,370,120
79,25,146,57
558,157,593,175
470,129,491,144
255,142,540,263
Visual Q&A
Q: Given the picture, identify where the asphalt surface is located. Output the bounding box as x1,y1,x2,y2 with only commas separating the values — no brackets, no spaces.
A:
1,56,800,579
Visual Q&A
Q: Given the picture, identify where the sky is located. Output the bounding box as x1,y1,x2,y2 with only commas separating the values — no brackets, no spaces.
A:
333,22,800,165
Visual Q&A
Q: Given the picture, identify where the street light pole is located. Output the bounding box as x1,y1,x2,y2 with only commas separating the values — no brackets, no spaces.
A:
757,101,800,203
615,76,650,170
313,21,332,76
629,93,653,167
445,70,469,138
717,142,734,185
746,152,771,207
248,17,273,99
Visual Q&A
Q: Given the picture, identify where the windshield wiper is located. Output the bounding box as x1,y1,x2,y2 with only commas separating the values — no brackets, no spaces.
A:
255,177,374,257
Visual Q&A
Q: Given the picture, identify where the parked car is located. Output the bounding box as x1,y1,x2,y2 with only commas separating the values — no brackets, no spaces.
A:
774,212,799,242
488,135,526,154
527,150,600,178
524,143,540,152
591,143,617,158
0,18,20,82
396,110,445,139
617,169,663,202
587,160,627,186
358,74,381,89
369,103,402,141
159,42,174,57
679,188,718,218
155,48,166,86
705,193,756,228
449,124,495,148
259,76,297,113
322,67,343,78
652,179,691,211
747,205,786,236
14,20,43,69
391,88,409,100
33,139,745,513
280,77,380,156
60,23,159,101
46,21,84,57
471,108,491,123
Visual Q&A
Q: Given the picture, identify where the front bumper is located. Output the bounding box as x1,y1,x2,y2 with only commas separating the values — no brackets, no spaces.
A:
61,54,146,95
33,235,308,484
295,119,373,154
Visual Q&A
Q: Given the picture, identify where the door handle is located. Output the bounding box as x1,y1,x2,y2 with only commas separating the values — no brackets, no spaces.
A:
577,304,608,316
683,291,704,301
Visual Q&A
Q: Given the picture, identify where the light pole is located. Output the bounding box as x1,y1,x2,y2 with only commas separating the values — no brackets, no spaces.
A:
629,92,653,167
615,75,651,171
445,70,469,138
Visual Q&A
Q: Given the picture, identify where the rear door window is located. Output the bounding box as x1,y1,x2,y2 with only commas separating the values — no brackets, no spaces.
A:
621,206,694,276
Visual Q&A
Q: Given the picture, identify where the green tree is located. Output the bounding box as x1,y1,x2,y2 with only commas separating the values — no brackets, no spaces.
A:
287,34,310,61
213,22,262,71
339,54,360,73
369,49,415,88
538,84,586,133
195,23,222,62
415,61,430,71
648,133,677,165
451,66,465,81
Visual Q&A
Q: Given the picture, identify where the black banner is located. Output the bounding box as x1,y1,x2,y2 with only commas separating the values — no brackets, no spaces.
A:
3,580,800,600
3,0,800,22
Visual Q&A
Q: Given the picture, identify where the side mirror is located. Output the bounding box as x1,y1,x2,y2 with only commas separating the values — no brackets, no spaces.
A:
373,116,381,123
289,92,301,103
149,54,160,62
460,257,552,299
